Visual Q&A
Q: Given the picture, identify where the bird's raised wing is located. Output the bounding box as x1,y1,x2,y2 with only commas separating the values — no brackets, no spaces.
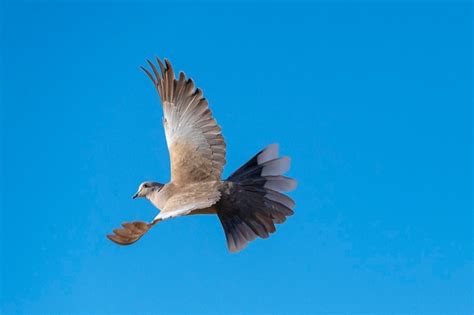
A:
141,58,226,184
107,219,160,246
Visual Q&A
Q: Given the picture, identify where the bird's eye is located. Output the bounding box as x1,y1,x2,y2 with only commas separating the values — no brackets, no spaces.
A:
143,183,149,188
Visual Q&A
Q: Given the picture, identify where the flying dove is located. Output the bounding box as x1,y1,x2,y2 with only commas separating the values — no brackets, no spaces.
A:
107,58,297,252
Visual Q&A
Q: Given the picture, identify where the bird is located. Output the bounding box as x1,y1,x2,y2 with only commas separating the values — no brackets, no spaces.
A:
106,57,297,252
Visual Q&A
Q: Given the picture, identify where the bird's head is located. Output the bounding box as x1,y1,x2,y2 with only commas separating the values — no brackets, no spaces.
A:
133,181,164,199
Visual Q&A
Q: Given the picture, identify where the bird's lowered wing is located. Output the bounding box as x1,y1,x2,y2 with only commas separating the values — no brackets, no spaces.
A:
141,58,226,184
107,219,159,246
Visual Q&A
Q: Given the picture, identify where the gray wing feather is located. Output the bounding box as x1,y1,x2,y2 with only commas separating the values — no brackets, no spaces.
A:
142,58,226,184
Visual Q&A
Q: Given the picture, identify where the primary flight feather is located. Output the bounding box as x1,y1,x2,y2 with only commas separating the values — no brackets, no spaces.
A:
107,57,297,252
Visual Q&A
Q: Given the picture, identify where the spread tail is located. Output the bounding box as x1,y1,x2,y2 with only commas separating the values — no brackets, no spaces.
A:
217,144,296,252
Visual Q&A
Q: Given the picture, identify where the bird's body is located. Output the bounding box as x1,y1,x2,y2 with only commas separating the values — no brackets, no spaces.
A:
149,180,222,220
107,58,296,252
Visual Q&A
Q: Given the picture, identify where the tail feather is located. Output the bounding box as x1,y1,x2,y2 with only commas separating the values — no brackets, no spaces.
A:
229,156,291,180
217,144,296,252
238,175,297,192
239,185,296,209
228,143,279,179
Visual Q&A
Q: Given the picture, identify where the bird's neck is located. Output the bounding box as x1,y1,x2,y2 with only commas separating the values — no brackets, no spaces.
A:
146,186,167,210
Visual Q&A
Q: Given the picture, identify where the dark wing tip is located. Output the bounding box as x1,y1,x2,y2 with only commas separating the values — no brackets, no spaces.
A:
156,57,166,74
164,58,172,70
141,65,157,85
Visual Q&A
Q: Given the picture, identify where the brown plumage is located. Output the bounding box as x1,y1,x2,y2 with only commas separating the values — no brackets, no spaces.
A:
107,58,296,252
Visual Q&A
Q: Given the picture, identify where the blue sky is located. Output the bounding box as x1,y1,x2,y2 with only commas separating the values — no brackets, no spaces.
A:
1,1,472,314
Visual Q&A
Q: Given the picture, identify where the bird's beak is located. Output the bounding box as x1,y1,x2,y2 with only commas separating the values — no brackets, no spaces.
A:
132,192,139,199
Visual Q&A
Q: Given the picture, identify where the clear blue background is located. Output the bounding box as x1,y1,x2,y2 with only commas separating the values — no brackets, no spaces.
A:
1,1,472,314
